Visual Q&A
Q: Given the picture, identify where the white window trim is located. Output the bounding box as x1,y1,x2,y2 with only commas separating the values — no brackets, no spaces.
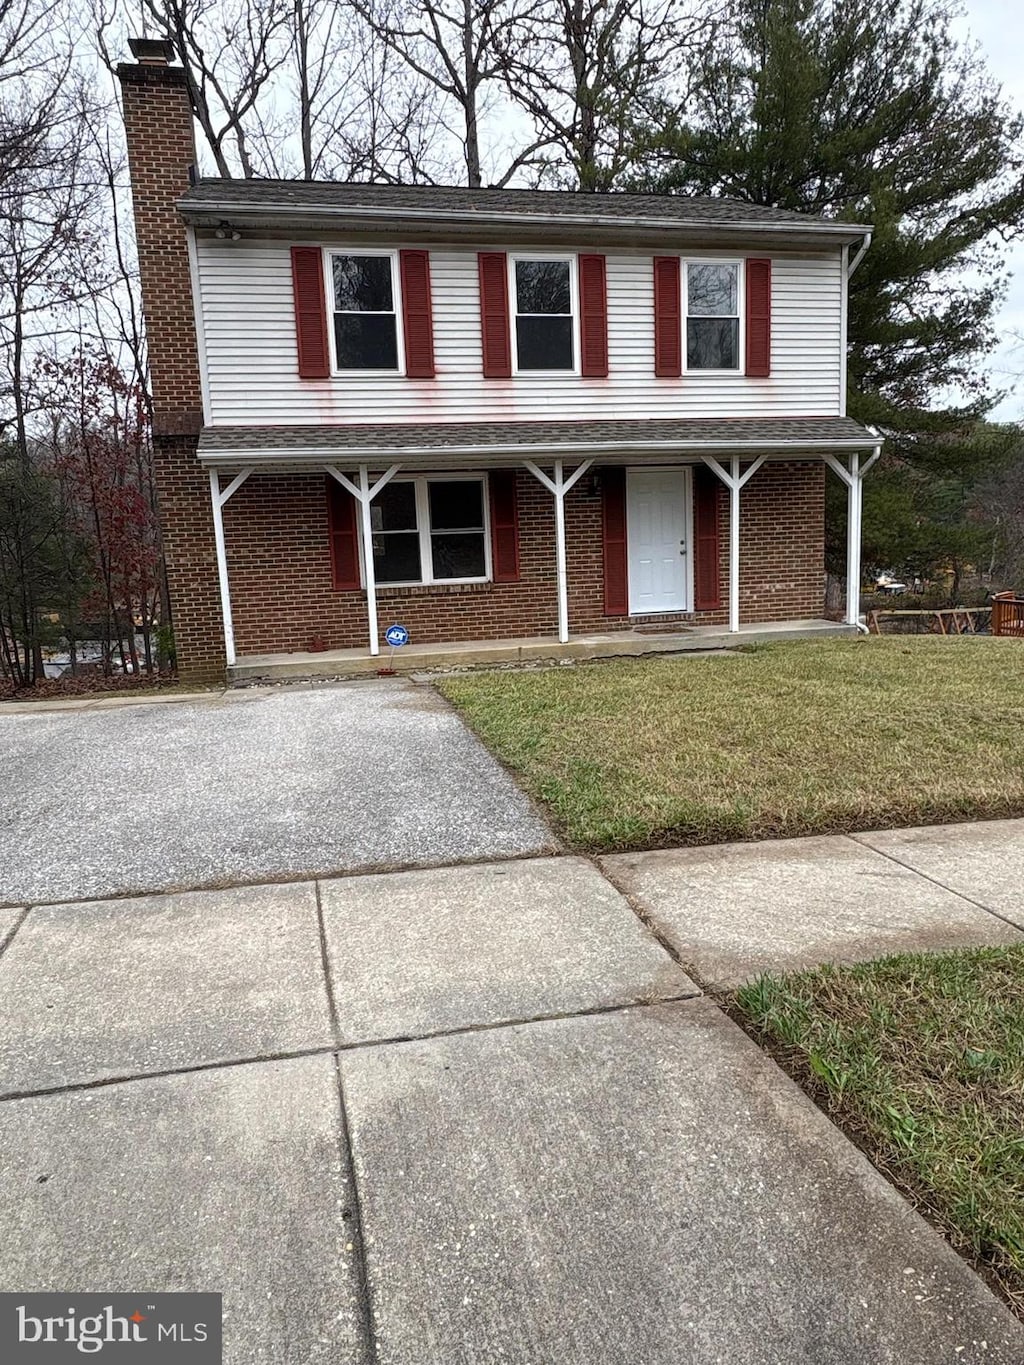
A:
324,247,406,377
508,253,580,377
367,473,492,588
681,257,745,376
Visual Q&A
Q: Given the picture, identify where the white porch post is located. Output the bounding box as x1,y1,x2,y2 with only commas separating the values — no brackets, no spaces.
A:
729,457,741,634
824,444,881,629
209,466,253,668
846,451,861,626
358,466,380,655
523,458,594,644
701,454,766,634
324,462,402,656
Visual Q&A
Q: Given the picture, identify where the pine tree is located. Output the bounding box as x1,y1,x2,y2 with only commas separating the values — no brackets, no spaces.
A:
641,0,1024,580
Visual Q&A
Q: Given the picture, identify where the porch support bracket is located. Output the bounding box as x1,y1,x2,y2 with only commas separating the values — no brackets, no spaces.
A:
701,454,767,634
324,463,403,656
823,436,882,630
209,466,254,669
523,458,594,644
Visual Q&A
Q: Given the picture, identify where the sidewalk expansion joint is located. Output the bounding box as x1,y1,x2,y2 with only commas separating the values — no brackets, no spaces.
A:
847,833,1024,937
314,879,382,1362
592,854,701,977
5,846,563,913
0,907,30,962
329,1054,380,1365
0,994,704,1107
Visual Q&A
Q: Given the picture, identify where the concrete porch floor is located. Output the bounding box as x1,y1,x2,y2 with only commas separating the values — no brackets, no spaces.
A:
229,618,856,681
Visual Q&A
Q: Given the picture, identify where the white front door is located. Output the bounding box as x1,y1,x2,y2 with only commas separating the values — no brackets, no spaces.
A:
626,468,691,614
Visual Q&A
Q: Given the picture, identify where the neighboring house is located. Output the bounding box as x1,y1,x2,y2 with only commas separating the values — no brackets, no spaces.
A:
118,39,880,683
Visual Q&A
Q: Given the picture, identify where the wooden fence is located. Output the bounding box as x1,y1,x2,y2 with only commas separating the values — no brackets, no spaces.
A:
991,592,1024,637
866,607,991,635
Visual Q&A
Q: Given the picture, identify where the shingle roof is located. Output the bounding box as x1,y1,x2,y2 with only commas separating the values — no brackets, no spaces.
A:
179,180,870,239
198,416,877,464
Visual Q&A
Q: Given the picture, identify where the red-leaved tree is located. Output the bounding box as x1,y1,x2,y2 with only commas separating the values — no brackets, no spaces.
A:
38,346,164,675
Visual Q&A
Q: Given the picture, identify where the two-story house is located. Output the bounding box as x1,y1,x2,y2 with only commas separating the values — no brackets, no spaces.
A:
119,40,880,683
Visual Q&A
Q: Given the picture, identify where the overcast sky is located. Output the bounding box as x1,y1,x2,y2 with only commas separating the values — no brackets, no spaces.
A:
955,0,1024,419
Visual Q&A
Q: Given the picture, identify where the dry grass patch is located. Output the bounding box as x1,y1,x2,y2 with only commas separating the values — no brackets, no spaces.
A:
733,947,1024,1316
436,637,1024,850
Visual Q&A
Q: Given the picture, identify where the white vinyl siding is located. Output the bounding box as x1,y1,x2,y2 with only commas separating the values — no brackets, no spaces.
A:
196,237,845,424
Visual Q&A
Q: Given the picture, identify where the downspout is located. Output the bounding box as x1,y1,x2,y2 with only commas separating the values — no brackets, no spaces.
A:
854,427,883,634
846,232,872,279
846,232,874,631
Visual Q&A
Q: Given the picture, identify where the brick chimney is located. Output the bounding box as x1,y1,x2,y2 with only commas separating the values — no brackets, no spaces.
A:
118,39,203,433
118,41,225,680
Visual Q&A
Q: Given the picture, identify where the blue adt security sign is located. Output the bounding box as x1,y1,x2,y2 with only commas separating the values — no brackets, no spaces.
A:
384,624,409,647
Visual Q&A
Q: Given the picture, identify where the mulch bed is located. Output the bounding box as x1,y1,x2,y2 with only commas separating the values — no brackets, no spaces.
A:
0,672,181,702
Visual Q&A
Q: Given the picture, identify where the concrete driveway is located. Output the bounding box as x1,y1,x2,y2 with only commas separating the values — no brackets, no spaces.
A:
0,681,555,904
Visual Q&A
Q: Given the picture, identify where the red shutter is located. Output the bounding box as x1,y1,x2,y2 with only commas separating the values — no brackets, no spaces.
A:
579,253,608,377
478,252,512,377
489,470,520,582
693,465,721,611
745,257,772,377
400,249,435,378
653,256,681,378
602,467,629,615
291,246,330,379
326,477,360,590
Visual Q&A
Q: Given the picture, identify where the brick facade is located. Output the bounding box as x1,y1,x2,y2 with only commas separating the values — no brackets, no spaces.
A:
119,51,827,676
223,461,825,655
118,58,225,680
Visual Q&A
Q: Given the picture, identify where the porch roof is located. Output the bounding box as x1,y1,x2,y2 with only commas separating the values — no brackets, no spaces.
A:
197,416,878,468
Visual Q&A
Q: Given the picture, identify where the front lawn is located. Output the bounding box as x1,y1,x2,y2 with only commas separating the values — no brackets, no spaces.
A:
436,637,1024,850
733,947,1024,1315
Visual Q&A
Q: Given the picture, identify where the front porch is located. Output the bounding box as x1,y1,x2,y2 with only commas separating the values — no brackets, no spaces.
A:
196,416,882,679
229,618,856,682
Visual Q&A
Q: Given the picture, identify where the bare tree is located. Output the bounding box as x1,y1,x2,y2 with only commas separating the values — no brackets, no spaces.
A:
0,0,114,683
0,0,111,461
349,0,536,186
496,0,710,189
131,0,293,177
95,0,450,183
245,0,451,181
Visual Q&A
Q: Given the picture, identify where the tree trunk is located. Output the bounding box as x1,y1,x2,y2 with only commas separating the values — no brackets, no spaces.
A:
463,0,482,187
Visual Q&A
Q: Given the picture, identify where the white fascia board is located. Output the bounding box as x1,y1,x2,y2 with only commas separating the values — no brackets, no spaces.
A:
177,198,872,241
198,435,881,465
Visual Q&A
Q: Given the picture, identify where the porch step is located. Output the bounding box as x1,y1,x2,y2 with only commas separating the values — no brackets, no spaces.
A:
228,620,857,683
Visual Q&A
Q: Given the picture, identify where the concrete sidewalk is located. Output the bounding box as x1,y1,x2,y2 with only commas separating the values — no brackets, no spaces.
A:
1,844,1021,1363
604,819,1024,986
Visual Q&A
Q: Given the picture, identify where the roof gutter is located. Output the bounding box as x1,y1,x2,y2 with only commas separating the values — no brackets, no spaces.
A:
177,198,872,241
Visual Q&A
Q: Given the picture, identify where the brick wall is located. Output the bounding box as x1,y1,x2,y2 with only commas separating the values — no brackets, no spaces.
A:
118,58,225,680
223,461,825,655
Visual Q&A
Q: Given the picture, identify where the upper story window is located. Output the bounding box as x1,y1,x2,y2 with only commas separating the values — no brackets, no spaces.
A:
329,252,401,371
512,256,576,372
685,261,741,371
371,476,489,585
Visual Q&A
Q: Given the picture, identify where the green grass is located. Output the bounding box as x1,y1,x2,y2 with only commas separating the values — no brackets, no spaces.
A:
733,947,1024,1314
436,637,1024,850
